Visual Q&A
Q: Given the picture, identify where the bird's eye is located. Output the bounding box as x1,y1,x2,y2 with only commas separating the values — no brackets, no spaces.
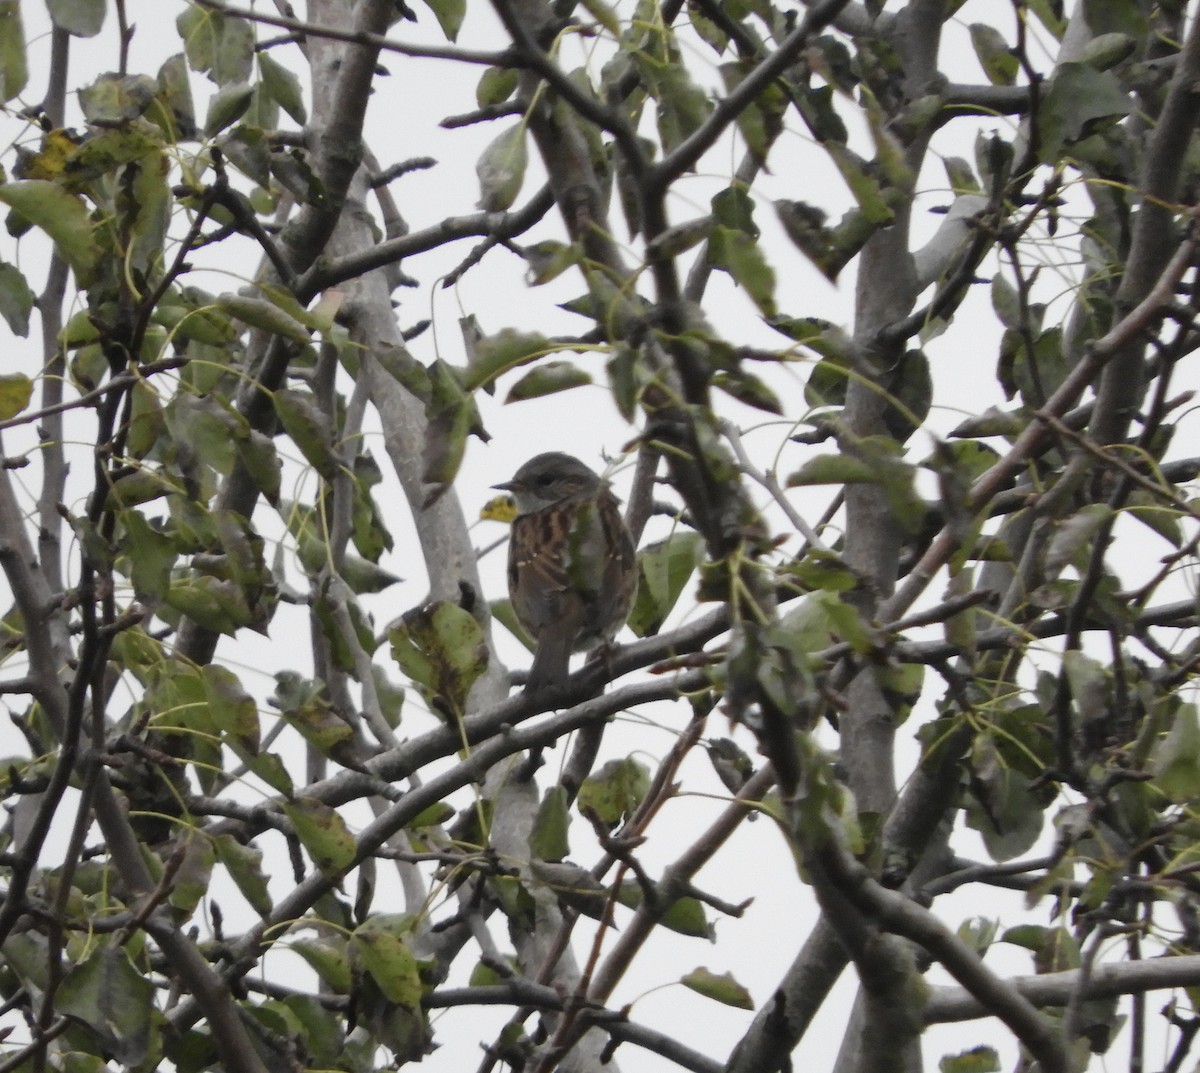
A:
535,474,554,487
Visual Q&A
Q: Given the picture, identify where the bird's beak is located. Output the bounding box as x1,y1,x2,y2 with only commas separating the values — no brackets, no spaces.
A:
491,479,517,492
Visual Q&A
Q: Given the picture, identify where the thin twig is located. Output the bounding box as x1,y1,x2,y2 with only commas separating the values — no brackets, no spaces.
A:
193,0,510,64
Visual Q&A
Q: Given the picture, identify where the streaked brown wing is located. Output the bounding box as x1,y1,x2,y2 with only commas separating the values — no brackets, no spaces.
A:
508,509,574,639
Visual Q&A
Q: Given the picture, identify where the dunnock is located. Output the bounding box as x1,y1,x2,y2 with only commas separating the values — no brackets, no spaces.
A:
494,453,637,694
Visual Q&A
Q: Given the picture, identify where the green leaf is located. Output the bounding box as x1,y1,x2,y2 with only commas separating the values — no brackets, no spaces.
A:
943,155,980,194
3,930,51,991
681,968,754,1009
244,750,293,796
956,917,999,956
940,1046,1001,1073
292,938,352,993
468,958,512,988
168,835,215,916
235,429,282,505
530,786,571,862
152,53,196,140
530,859,611,920
809,589,872,653
1126,491,1183,549
476,122,527,211
57,1053,110,1073
0,261,32,336
204,82,254,136
162,392,238,480
340,554,401,594
154,287,238,345
311,585,376,674
351,915,425,1008
214,14,254,85
826,143,893,225
388,600,489,719
0,181,101,284
180,8,252,85
1082,0,1147,36
273,671,356,760
1080,33,1137,71
990,272,1022,332
245,81,279,130
712,368,783,414
646,217,714,260
638,50,712,153
1037,63,1132,162
78,73,158,126
1063,649,1109,724
578,757,650,828
522,240,582,286
969,24,1017,85
1001,324,1067,408
504,361,592,402
218,292,312,345
711,185,759,237
259,51,306,124
421,0,466,41
1000,924,1080,973
465,327,554,390
785,549,858,594
283,796,358,875
965,740,1045,862
627,532,703,637
125,150,171,283
202,664,260,752
118,510,177,601
769,315,854,359
1153,704,1200,803
0,371,31,420
406,801,454,829
787,454,876,486
164,574,254,636
721,59,788,160
1044,503,1111,577
47,0,105,37
102,467,175,510
476,65,518,107
707,225,776,315
775,197,881,282
214,833,272,916
688,2,726,50
56,947,155,1065
653,892,714,939
1021,0,1064,37
0,2,26,103
422,359,489,497
581,0,620,36
874,660,924,726
606,343,646,422
272,388,340,481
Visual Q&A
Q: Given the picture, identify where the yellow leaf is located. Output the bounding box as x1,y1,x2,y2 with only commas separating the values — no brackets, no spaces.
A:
479,494,516,524
15,128,79,182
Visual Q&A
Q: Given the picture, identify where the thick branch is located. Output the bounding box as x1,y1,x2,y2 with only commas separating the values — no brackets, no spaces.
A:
926,954,1200,1024
811,843,1069,1073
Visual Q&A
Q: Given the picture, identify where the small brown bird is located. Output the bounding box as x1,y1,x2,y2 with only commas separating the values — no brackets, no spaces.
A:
494,453,637,694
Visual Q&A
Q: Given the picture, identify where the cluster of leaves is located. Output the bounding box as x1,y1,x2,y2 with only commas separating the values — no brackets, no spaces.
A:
3,1,1200,1073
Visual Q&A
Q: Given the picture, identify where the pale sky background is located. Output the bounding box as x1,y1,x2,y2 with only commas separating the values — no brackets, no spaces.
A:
1,1,1195,1071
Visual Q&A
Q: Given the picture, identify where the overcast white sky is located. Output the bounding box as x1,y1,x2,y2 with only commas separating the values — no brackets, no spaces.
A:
2,2,1194,1070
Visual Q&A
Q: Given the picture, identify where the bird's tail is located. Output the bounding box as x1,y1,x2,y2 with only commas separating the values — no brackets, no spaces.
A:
525,629,573,695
